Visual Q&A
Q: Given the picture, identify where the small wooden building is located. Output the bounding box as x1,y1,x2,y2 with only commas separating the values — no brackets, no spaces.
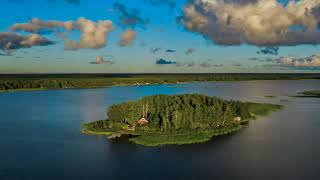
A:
127,125,135,131
234,116,241,124
138,118,149,126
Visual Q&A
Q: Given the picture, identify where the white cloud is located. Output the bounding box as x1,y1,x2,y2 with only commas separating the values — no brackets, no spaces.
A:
0,32,53,51
180,0,320,46
64,18,114,50
11,17,115,50
275,55,320,67
118,29,137,46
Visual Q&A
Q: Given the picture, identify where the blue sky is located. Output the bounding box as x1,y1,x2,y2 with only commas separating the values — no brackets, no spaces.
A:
0,0,320,73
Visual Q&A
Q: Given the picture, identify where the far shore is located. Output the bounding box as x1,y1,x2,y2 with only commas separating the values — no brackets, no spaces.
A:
1,74,320,94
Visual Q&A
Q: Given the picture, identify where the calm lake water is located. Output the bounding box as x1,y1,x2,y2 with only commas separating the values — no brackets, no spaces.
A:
1,80,320,180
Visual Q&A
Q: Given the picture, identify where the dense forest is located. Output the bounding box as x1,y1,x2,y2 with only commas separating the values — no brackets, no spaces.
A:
1,73,320,91
83,94,283,146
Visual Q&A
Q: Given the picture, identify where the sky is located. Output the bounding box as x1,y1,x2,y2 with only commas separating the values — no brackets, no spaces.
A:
0,0,320,73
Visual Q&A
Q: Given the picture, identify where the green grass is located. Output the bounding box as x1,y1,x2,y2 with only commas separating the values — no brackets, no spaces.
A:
129,126,242,147
247,103,283,117
81,124,114,135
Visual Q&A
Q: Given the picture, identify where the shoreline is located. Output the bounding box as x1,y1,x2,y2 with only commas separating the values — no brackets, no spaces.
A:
1,78,320,94
81,123,243,147
81,94,283,147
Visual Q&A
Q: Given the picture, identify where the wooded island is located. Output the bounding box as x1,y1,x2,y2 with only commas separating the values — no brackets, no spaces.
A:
82,94,283,146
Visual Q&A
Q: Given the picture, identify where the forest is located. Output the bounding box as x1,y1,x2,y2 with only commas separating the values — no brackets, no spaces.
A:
83,94,283,146
1,73,320,92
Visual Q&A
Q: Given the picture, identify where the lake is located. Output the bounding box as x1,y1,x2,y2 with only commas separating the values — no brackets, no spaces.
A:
0,80,320,180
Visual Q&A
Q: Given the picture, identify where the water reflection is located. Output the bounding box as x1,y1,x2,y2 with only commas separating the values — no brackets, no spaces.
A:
0,80,320,179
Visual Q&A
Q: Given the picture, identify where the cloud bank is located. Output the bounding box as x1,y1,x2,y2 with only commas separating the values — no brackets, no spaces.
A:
0,32,53,51
274,55,320,67
11,18,74,33
180,0,320,46
11,17,114,50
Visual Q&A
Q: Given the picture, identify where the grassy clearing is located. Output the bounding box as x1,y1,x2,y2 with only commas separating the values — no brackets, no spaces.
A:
247,103,283,117
129,126,242,147
81,124,113,135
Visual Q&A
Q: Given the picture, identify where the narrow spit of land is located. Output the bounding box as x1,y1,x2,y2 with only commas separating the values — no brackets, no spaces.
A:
294,90,320,98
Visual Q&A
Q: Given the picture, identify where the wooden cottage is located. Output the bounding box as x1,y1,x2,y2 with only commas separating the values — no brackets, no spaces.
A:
127,125,135,131
137,118,149,126
234,116,241,124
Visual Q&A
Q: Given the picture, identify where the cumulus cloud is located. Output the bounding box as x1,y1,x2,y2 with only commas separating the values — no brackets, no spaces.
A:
63,18,114,50
11,17,114,50
257,46,279,55
156,58,177,64
274,55,320,67
180,0,320,46
11,18,74,33
0,32,53,51
90,56,115,64
118,29,137,47
113,2,149,29
186,48,195,55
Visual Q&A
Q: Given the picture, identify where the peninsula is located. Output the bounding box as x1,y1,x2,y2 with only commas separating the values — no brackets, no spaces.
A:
295,90,320,98
82,94,283,146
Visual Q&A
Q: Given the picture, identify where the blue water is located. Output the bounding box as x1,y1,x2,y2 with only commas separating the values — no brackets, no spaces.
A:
0,80,320,180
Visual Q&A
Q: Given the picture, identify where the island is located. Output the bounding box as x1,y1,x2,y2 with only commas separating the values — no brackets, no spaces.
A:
82,94,283,147
295,90,320,98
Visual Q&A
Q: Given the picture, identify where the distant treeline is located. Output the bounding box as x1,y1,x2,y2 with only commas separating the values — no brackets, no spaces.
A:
1,73,320,91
